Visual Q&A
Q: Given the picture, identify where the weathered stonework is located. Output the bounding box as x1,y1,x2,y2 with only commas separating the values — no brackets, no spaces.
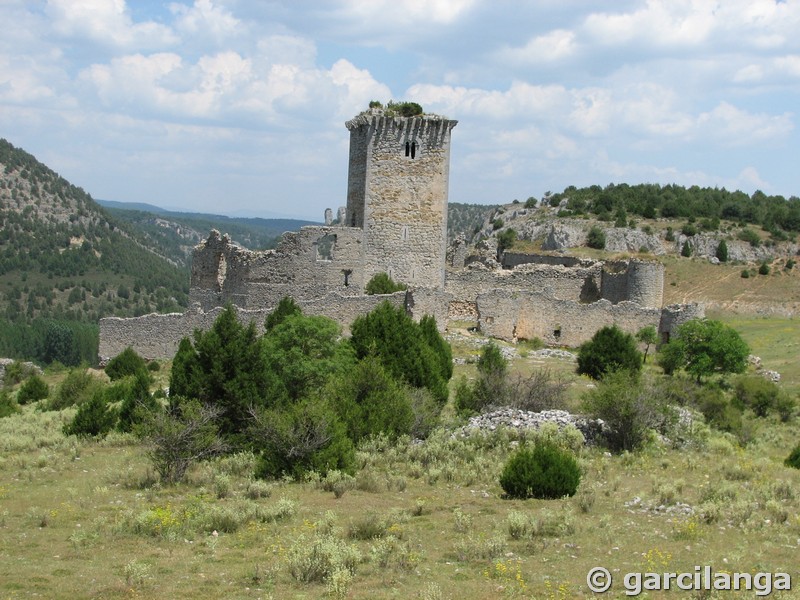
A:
99,109,702,361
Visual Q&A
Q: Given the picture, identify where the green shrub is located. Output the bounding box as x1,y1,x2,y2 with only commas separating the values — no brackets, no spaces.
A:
17,374,49,404
454,343,508,415
664,227,675,241
326,355,414,444
581,371,674,452
252,397,355,479
785,444,800,469
146,361,160,372
46,369,100,410
496,228,517,253
0,388,20,418
576,325,642,380
365,272,407,295
63,390,117,438
105,347,148,381
733,375,781,417
715,240,728,262
681,223,697,236
586,226,606,249
758,261,770,275
737,228,761,247
681,241,692,257
350,302,451,406
741,269,750,278
499,443,581,499
117,371,161,433
695,387,743,434
786,259,796,270
524,197,537,208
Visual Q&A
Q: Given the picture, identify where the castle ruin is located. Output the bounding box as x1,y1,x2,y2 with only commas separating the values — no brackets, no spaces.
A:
99,108,703,361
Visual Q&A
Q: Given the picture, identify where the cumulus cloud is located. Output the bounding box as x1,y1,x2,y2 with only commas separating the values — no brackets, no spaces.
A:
46,0,177,50
170,0,241,42
496,29,578,65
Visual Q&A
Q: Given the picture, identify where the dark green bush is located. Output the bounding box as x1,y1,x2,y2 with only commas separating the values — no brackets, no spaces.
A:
758,262,770,275
117,371,161,433
737,228,761,247
785,443,800,469
586,226,606,250
17,374,49,404
105,347,148,381
664,227,675,242
147,361,160,372
577,325,642,380
681,223,697,236
454,343,508,415
499,443,581,499
715,239,728,262
63,390,117,438
741,269,751,279
681,241,692,257
364,272,407,295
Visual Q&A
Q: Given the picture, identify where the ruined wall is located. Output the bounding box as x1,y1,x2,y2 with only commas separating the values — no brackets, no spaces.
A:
99,291,408,361
599,259,664,308
658,303,706,343
476,289,663,346
189,227,366,310
345,112,457,289
445,263,603,305
501,252,589,269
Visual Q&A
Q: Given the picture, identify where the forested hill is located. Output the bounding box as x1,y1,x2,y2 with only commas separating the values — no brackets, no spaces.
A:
98,201,317,266
0,138,189,365
545,183,800,235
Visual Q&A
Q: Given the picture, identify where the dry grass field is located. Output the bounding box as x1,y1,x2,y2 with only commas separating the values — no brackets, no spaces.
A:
2,311,800,599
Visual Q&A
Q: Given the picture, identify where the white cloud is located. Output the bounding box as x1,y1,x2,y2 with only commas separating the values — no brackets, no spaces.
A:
170,0,240,42
333,0,476,26
46,0,177,50
496,29,577,65
696,101,793,143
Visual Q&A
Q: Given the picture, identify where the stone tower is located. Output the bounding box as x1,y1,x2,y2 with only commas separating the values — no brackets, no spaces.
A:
345,109,458,290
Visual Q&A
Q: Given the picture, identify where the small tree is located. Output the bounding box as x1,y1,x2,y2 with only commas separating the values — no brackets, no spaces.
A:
63,390,117,438
715,239,728,262
758,261,771,275
105,347,148,381
786,443,800,469
496,228,517,253
250,397,355,479
635,325,658,363
586,226,606,250
364,273,407,295
138,398,227,484
658,319,749,382
577,325,642,380
455,343,508,415
581,371,674,452
681,241,692,257
17,374,49,404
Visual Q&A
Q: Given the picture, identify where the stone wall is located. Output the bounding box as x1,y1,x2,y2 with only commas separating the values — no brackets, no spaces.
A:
476,289,665,346
446,263,603,305
189,226,367,310
501,252,589,269
99,291,409,361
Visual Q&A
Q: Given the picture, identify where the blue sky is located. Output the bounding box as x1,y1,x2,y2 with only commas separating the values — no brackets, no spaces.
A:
1,0,798,220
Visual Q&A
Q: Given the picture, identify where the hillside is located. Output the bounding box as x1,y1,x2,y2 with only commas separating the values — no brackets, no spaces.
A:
98,201,317,267
0,139,191,365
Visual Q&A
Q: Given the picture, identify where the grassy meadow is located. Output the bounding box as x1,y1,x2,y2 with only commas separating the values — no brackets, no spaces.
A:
1,315,800,599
